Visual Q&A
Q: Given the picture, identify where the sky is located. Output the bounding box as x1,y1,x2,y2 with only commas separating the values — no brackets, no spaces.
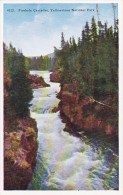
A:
4,3,118,57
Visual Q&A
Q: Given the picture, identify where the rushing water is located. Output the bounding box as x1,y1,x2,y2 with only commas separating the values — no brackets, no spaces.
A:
28,71,118,190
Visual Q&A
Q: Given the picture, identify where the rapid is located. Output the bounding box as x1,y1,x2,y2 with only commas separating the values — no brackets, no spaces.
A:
28,71,118,190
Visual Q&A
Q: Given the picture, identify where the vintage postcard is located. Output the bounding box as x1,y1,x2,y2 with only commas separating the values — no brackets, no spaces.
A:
0,0,123,194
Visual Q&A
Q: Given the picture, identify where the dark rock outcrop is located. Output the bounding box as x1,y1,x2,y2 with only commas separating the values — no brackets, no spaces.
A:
50,69,62,83
58,84,118,137
51,106,59,113
28,74,50,89
4,117,38,190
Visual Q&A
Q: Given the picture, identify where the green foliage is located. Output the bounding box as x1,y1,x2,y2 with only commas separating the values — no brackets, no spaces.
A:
29,55,51,70
54,17,118,100
4,43,33,117
25,57,32,71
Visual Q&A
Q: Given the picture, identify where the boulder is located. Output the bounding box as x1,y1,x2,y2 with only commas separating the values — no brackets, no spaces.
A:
28,75,50,89
50,70,62,83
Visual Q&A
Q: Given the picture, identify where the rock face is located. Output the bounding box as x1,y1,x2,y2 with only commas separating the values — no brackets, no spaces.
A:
28,75,50,89
4,117,38,190
58,84,118,136
50,69,62,83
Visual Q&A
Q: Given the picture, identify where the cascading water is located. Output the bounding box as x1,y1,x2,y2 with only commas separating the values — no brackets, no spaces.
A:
28,71,118,190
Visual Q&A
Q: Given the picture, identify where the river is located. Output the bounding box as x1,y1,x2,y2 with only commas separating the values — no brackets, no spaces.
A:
28,71,118,190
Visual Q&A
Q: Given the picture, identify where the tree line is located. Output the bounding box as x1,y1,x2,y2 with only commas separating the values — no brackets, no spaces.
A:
29,55,51,70
4,43,32,118
54,17,118,100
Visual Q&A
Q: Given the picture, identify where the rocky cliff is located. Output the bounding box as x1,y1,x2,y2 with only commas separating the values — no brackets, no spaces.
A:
50,71,118,137
4,117,38,190
57,83,118,137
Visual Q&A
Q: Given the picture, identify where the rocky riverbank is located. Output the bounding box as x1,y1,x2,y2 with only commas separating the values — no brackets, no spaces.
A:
50,70,118,138
4,117,38,190
28,74,50,89
4,72,50,190
58,84,118,137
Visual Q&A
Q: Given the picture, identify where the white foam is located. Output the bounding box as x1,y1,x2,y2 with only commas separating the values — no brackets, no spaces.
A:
29,71,117,190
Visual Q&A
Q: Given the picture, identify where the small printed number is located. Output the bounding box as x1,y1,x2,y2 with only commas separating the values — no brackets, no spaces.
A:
7,9,15,12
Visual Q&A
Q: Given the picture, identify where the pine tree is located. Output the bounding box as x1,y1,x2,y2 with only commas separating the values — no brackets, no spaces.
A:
10,52,32,117
54,17,118,101
85,22,90,41
82,30,85,42
78,37,81,48
71,36,77,51
91,16,97,42
5,44,33,117
69,37,72,47
98,21,104,38
61,32,66,49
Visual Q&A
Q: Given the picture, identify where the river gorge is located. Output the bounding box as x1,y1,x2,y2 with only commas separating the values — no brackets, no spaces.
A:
28,71,118,190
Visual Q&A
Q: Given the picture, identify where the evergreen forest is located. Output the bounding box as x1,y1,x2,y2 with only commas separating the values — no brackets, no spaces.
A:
54,17,118,101
4,43,32,120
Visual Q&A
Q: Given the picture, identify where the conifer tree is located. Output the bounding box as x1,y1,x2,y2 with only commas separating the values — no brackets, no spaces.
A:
5,44,32,117
91,16,97,42
54,16,118,101
85,22,90,41
82,30,85,42
61,32,66,49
